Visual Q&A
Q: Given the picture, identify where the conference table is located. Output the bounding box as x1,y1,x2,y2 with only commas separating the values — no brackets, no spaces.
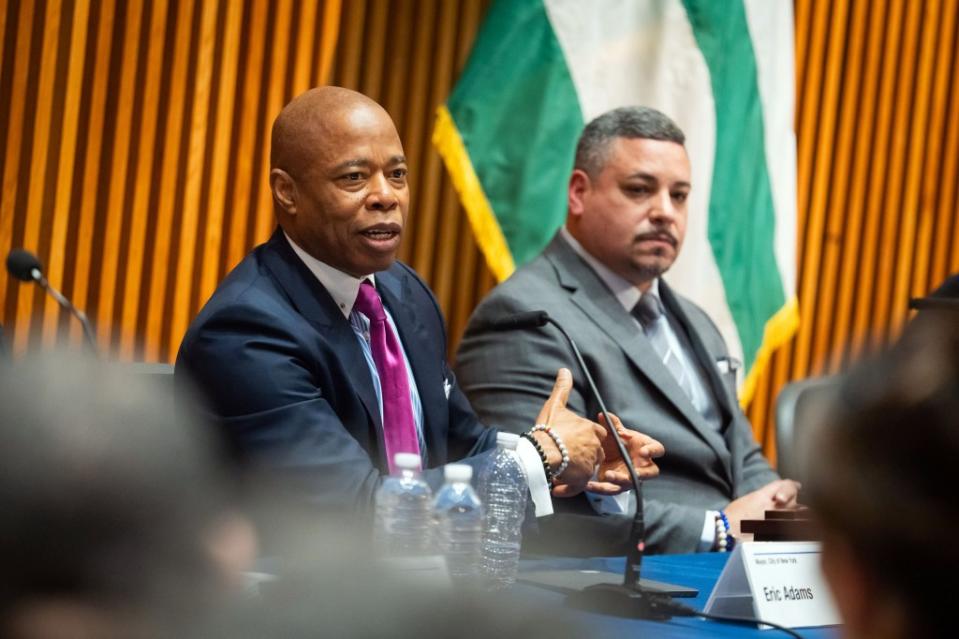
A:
516,553,840,639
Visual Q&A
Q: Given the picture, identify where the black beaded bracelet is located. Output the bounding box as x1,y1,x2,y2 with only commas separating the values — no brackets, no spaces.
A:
520,431,555,488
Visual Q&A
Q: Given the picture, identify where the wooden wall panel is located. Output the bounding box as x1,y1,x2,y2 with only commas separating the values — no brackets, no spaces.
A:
0,0,341,362
748,0,959,463
1,0,957,464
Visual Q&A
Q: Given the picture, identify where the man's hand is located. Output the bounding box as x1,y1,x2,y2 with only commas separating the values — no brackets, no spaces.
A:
725,479,802,536
586,412,665,494
532,368,606,497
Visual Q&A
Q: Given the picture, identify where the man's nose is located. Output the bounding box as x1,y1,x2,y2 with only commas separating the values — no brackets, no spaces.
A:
648,190,677,223
367,173,399,211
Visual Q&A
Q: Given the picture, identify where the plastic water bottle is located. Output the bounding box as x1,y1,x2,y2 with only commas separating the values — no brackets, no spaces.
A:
478,432,529,588
374,453,433,556
433,464,484,584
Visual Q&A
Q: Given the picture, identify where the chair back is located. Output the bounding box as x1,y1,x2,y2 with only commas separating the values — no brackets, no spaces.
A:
775,375,839,482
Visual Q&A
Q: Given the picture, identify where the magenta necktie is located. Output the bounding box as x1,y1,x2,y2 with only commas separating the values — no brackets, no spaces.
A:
353,280,421,473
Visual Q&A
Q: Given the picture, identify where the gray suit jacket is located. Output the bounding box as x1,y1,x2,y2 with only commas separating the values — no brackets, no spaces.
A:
456,234,778,555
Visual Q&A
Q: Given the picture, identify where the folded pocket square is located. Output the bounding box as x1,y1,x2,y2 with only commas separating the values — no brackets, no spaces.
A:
716,357,741,375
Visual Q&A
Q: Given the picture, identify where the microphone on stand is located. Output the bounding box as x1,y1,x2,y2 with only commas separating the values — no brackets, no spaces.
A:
6,249,98,354
484,310,691,619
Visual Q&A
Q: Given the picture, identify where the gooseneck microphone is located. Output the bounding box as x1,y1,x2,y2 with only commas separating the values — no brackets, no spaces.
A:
486,310,686,619
6,249,98,353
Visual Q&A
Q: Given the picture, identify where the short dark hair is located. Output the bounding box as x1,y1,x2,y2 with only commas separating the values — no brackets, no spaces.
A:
574,106,685,177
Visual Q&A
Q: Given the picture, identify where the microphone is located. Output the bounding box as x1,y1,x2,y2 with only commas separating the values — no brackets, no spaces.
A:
491,310,689,619
484,310,549,331
7,249,43,282
6,249,98,353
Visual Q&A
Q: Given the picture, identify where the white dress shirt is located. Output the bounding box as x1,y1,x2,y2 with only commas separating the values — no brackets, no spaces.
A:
285,233,553,516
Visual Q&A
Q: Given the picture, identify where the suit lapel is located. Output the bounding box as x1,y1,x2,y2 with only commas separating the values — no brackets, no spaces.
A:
259,229,383,442
546,236,732,472
377,266,447,464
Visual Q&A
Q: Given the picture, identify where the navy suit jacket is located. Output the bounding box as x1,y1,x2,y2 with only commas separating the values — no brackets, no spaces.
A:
176,229,498,514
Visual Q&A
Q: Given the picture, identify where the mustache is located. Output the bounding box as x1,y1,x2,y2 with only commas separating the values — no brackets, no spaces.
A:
634,231,678,247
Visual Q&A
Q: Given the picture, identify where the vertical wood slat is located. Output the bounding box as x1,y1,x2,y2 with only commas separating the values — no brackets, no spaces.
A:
794,0,848,376
849,0,905,357
807,0,866,373
912,0,956,299
167,0,218,360
12,0,62,354
249,0,293,259
2,0,957,463
117,0,168,357
892,0,941,332
142,0,196,360
195,0,243,325
93,0,143,352
314,0,340,89
41,0,89,346
402,0,440,280
223,0,269,275
67,0,115,346
829,0,889,369
872,0,923,344
0,0,35,336
931,9,959,286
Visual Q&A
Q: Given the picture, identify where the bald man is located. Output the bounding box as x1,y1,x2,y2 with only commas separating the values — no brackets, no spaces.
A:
176,88,662,547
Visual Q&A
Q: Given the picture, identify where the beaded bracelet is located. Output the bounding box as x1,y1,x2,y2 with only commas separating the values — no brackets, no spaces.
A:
714,510,734,552
529,423,571,478
520,431,556,487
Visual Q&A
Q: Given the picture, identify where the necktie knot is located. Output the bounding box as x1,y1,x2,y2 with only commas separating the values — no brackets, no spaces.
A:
353,280,386,322
633,292,664,326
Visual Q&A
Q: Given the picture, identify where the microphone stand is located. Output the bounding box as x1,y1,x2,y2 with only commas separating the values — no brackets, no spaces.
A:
541,315,688,619
32,268,98,354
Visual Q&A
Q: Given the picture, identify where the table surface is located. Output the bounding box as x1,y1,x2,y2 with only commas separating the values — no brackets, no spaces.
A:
516,553,841,639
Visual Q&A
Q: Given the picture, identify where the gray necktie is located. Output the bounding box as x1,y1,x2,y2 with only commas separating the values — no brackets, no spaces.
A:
633,292,695,400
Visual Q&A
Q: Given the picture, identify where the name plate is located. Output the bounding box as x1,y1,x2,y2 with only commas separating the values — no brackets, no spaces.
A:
705,541,840,629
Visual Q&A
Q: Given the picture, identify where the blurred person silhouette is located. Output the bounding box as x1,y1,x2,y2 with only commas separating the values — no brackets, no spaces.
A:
802,315,959,639
0,354,580,639
194,515,589,639
0,354,256,639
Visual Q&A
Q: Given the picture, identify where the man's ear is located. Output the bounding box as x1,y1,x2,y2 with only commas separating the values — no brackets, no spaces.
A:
567,169,591,219
270,169,297,215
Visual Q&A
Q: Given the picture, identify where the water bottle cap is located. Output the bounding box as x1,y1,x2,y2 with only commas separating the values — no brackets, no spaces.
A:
393,452,421,470
496,431,520,450
443,463,472,482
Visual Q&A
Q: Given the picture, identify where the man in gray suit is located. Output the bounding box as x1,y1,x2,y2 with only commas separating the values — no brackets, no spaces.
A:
456,106,800,555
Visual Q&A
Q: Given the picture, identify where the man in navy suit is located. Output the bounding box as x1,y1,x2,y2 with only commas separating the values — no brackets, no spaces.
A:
176,87,663,532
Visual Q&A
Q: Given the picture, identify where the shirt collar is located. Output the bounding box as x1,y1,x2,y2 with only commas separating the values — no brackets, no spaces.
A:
559,226,660,313
284,232,374,319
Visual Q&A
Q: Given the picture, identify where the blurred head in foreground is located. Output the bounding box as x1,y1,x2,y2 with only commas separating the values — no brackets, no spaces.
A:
0,354,585,639
0,355,256,639
803,317,959,639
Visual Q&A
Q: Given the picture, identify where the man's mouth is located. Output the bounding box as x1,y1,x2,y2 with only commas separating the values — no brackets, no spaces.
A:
635,232,677,247
360,223,402,241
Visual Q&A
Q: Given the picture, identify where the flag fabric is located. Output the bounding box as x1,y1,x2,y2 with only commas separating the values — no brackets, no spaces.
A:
434,0,798,404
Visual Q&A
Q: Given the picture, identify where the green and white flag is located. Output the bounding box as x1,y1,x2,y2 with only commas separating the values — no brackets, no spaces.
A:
434,0,798,404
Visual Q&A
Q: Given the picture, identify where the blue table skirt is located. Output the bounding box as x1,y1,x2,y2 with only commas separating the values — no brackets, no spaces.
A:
516,553,840,639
